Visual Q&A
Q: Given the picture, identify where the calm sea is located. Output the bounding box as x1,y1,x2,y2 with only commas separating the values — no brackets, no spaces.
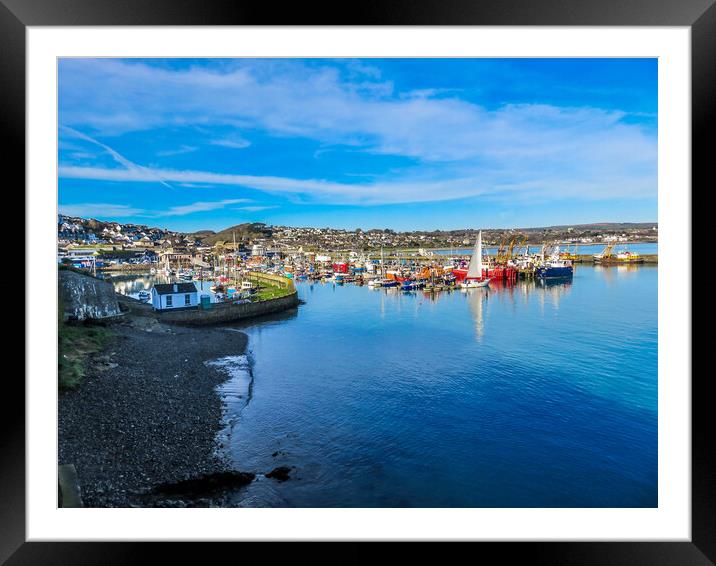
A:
214,263,657,508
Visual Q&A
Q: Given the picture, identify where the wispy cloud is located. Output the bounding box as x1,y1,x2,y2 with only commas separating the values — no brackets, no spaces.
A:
237,205,277,212
157,145,198,157
58,59,656,206
59,203,145,218
58,163,654,206
59,198,256,219
58,60,654,163
159,198,251,216
210,137,251,149
60,125,174,189
68,151,97,160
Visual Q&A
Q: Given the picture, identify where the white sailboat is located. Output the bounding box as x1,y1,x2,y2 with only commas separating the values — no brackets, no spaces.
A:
460,230,491,289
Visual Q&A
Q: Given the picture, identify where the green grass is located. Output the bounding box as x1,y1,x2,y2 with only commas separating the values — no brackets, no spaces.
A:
58,308,113,390
252,283,293,301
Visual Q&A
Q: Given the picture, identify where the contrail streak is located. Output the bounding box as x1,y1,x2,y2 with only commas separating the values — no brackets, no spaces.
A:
59,125,173,190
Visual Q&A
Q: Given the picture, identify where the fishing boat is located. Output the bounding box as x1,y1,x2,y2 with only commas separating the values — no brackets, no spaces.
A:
615,250,644,263
400,280,422,291
137,291,151,302
594,244,643,264
535,259,574,279
367,278,383,287
559,242,579,261
459,231,491,289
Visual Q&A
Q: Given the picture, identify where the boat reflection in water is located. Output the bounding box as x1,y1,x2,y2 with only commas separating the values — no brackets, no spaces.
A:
465,287,488,340
417,275,574,340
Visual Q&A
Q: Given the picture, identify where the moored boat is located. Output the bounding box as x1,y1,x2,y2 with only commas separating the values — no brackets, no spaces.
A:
460,278,491,288
400,280,423,291
459,230,491,289
536,259,574,279
594,244,644,264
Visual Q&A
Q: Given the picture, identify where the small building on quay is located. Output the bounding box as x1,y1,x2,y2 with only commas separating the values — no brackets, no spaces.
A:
151,282,199,311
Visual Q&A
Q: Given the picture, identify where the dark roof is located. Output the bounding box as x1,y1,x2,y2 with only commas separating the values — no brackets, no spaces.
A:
153,283,197,295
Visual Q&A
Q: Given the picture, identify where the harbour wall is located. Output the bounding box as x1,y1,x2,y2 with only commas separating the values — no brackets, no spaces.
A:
573,254,657,264
156,291,299,325
99,264,154,273
115,272,299,326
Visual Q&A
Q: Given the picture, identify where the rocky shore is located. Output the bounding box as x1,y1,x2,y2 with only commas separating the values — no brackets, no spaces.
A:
58,315,254,507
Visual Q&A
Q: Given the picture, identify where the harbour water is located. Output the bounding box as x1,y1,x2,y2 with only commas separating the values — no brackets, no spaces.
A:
216,263,657,507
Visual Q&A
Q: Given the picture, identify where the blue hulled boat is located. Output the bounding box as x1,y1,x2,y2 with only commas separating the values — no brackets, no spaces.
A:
536,260,574,280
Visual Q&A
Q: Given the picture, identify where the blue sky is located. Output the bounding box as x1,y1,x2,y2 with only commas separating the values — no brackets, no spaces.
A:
58,58,657,232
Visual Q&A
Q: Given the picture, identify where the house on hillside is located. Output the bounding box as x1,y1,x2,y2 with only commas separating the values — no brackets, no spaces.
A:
151,282,198,311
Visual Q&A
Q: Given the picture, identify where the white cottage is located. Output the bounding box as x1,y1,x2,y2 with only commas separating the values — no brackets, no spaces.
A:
151,282,199,310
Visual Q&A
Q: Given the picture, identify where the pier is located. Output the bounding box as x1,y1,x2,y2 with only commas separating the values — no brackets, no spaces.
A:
573,254,657,264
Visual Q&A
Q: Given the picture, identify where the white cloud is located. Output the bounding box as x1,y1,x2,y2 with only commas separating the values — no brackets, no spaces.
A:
59,203,145,218
59,198,256,219
157,145,198,157
60,125,173,189
58,163,653,206
159,198,252,216
58,59,657,205
210,137,251,149
68,151,97,159
237,205,277,212
59,60,654,160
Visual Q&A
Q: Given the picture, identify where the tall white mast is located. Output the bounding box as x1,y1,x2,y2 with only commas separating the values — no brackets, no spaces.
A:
380,246,385,278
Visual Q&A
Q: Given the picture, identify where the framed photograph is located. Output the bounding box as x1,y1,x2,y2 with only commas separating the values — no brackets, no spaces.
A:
6,0,708,562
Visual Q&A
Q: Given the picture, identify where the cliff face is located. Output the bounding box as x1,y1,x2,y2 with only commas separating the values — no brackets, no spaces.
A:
59,270,122,321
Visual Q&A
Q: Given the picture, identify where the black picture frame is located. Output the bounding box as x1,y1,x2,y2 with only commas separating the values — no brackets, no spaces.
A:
4,1,708,563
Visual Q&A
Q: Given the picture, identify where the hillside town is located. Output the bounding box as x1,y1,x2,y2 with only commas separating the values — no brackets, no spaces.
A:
58,214,658,266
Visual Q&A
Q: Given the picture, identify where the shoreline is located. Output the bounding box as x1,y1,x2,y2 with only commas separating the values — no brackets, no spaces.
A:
58,314,252,507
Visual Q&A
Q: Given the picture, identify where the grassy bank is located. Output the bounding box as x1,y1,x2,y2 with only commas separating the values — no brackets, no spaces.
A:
58,298,113,390
253,282,294,301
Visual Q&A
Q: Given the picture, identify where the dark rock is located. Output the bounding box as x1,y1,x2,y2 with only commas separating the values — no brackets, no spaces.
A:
151,471,255,497
59,269,122,321
265,466,292,482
